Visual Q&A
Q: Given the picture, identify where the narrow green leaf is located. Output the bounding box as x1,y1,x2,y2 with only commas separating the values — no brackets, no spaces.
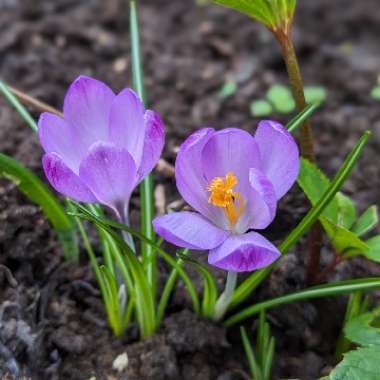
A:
0,153,78,261
157,249,188,325
70,203,201,317
329,346,380,380
177,252,218,318
321,217,369,256
130,0,156,298
352,206,378,237
344,307,380,347
0,81,37,132
250,99,273,117
226,277,380,327
286,102,320,133
240,326,262,380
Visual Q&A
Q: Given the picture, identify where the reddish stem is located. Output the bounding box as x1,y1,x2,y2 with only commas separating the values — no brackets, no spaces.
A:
313,252,345,284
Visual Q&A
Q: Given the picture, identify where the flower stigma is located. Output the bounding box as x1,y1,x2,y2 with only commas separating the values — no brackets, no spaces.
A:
207,171,245,228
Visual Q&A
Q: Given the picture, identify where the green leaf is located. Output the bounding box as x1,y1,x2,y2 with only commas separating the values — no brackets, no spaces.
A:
329,346,380,380
336,192,356,229
130,0,156,302
212,0,277,29
0,153,78,261
344,308,380,347
70,203,201,317
363,236,380,263
304,86,327,104
352,206,378,237
250,99,273,117
267,84,295,113
297,158,339,222
370,86,380,101
321,217,369,256
212,0,296,31
240,326,262,380
176,252,218,318
286,102,320,133
219,80,238,99
225,277,380,327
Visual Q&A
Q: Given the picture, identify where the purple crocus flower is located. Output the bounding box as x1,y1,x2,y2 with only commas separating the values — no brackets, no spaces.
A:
153,122,299,272
38,76,164,219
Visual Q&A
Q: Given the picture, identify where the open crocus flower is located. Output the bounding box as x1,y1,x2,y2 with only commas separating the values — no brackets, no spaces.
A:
38,75,164,220
153,122,299,272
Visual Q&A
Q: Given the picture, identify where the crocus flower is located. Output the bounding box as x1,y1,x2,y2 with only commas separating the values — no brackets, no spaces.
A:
38,76,164,220
153,122,299,272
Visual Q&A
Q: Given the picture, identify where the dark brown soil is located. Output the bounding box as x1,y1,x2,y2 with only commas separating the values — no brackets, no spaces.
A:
1,0,380,379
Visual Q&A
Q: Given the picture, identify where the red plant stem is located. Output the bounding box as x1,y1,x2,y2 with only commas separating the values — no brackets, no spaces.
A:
276,32,315,162
274,31,322,283
313,252,345,284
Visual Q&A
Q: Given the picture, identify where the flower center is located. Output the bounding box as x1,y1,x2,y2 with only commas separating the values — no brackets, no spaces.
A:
207,171,245,227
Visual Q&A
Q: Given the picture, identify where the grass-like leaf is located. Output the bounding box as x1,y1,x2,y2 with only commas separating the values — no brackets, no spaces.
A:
226,277,380,326
130,0,156,299
0,153,78,261
286,102,320,133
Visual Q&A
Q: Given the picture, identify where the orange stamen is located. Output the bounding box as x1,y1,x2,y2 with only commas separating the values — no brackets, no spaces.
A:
207,172,245,227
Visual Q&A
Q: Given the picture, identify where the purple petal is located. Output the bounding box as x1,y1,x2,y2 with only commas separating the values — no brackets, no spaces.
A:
38,112,86,173
208,232,280,272
137,110,165,181
175,128,225,226
255,120,300,199
79,143,138,213
241,168,277,231
108,88,146,166
63,76,115,150
153,211,230,250
42,153,96,203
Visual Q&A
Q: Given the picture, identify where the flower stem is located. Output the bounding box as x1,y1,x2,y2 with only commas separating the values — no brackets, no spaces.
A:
213,271,238,321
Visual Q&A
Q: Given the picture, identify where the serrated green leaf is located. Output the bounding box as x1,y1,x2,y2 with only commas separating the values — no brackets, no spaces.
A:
250,99,273,116
297,159,339,222
0,153,78,261
344,308,380,347
329,346,380,380
321,217,369,256
364,236,380,263
267,84,295,113
352,206,378,237
304,86,327,104
336,192,356,229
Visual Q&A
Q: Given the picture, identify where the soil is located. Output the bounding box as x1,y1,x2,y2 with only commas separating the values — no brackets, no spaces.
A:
0,0,380,379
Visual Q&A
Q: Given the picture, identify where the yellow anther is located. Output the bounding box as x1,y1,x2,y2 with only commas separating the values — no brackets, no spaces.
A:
207,172,245,227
